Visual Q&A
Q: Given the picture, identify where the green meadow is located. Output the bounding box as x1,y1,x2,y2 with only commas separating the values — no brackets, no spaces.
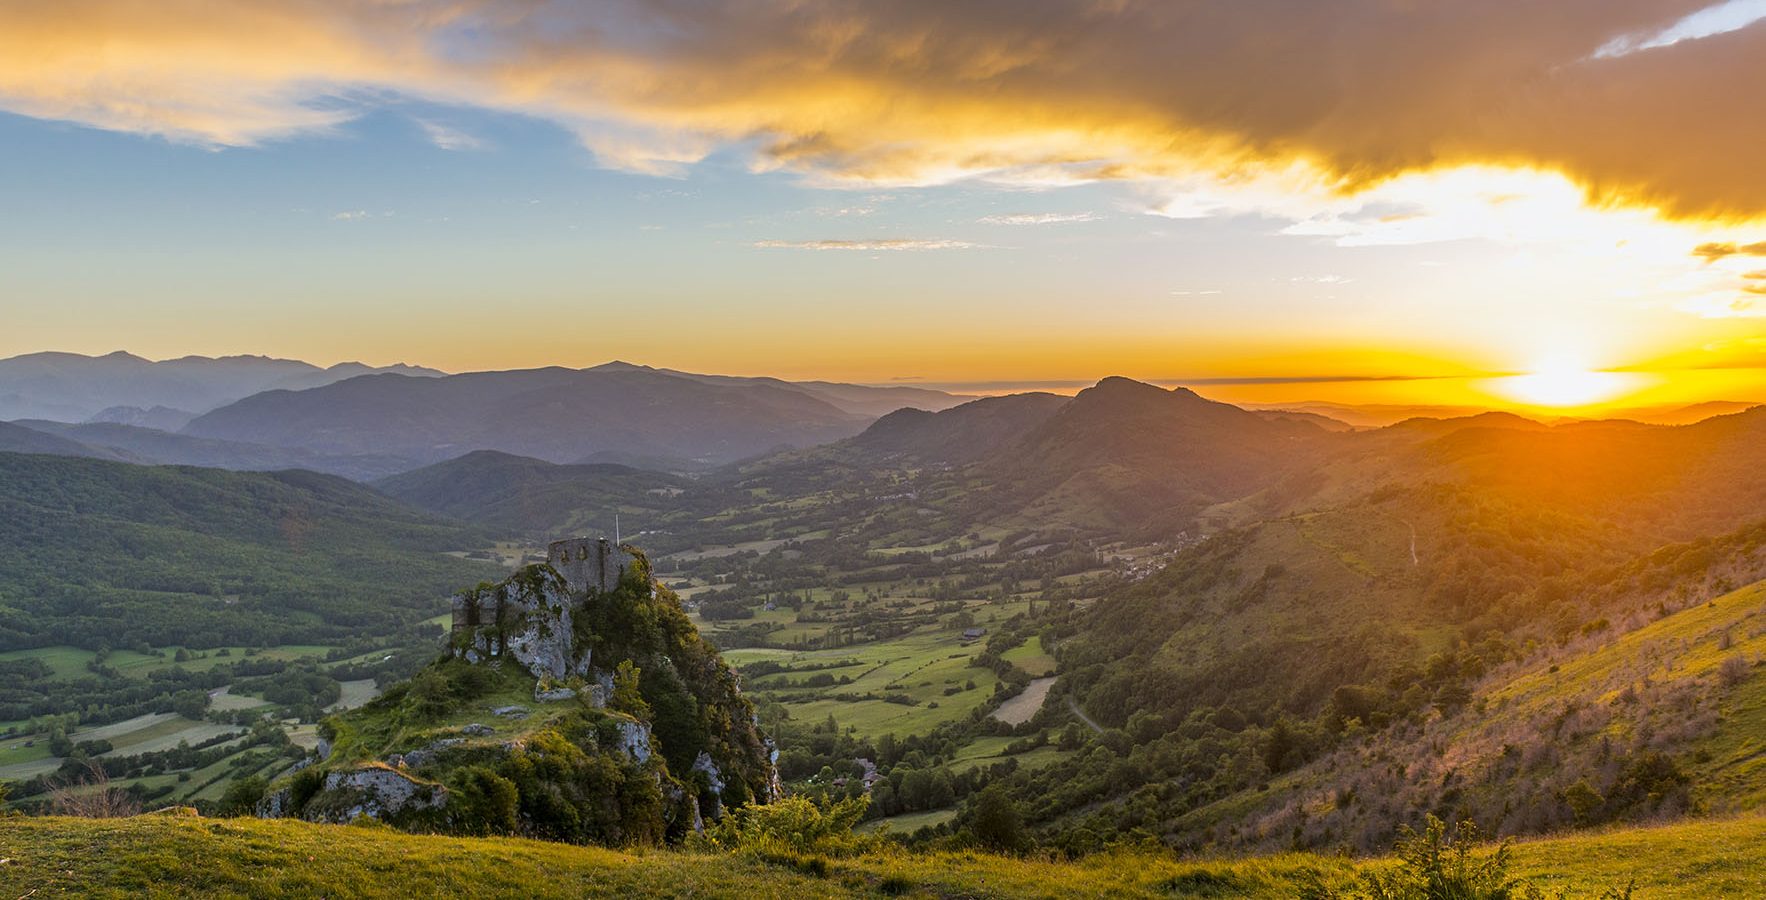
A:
3,811,1763,898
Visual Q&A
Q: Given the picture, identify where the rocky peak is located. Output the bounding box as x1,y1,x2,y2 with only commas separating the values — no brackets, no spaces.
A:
259,540,778,846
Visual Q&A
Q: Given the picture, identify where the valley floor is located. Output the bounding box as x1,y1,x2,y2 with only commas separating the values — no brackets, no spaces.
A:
1,811,1763,898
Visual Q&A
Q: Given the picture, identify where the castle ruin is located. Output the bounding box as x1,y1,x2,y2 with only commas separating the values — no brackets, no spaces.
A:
448,537,638,680
450,537,635,635
546,536,634,596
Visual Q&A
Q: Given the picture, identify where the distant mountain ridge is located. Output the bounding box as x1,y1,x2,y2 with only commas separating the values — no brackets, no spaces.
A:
0,354,969,477
585,361,967,419
0,351,441,422
1250,398,1763,428
851,392,1070,463
87,405,197,431
8,419,414,481
182,365,955,470
0,421,122,461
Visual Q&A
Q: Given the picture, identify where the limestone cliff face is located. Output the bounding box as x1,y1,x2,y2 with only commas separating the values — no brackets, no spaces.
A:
258,541,777,846
450,564,591,682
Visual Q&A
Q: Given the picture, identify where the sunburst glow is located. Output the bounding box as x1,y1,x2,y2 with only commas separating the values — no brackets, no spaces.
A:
1488,357,1649,409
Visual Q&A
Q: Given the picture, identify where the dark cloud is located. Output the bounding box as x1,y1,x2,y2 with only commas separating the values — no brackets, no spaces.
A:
4,1,1766,219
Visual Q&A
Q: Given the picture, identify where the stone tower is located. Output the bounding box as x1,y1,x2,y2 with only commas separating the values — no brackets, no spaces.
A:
547,536,634,595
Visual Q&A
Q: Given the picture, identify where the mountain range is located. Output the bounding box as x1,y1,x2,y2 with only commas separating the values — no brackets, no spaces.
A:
0,355,971,476
0,351,442,422
180,362,966,469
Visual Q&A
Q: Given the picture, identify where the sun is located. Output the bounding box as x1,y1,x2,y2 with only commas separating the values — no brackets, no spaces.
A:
1488,355,1645,409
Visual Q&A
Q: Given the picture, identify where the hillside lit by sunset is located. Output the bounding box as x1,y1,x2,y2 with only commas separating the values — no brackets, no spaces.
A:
6,4,1766,898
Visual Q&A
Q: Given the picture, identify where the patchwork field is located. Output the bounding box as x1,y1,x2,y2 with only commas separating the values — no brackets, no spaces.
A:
722,626,1006,741
0,636,399,813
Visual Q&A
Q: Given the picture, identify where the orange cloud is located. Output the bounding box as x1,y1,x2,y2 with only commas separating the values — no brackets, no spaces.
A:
1694,241,1766,260
3,1,1765,223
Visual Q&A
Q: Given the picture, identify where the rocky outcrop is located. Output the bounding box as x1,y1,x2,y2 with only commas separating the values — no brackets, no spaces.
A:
451,566,590,681
616,719,654,764
394,737,464,769
534,685,578,703
261,542,777,846
307,766,447,823
257,764,447,824
256,787,292,819
692,751,727,818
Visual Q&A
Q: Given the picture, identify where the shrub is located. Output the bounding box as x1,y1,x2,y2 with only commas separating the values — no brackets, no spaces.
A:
287,767,326,814
447,765,520,835
708,794,874,858
47,761,139,819
612,660,652,721
1305,816,1634,900
218,775,268,817
962,786,1030,853
1718,654,1751,687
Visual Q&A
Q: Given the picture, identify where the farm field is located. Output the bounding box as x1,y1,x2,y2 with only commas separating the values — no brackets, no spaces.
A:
0,634,411,814
0,644,330,681
945,735,1074,775
650,514,1127,810
988,677,1057,726
857,805,959,835
721,625,1005,741
1000,636,1057,677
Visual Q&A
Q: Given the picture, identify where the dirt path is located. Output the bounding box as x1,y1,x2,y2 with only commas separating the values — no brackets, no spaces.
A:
1066,695,1104,734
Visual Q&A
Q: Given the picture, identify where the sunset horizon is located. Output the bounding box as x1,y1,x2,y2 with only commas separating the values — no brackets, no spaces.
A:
6,3,1766,895
7,346,1764,418
8,1,1766,420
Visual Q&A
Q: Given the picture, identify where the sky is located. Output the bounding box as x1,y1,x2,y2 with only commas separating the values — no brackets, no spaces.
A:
3,1,1766,412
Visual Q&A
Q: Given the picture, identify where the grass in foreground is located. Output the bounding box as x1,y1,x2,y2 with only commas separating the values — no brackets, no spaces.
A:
1,812,1764,898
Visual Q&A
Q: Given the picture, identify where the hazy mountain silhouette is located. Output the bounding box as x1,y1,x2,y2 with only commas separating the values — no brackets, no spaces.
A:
0,351,440,422
183,366,900,468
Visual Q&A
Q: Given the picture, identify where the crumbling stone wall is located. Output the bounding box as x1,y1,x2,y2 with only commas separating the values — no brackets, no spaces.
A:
547,537,635,595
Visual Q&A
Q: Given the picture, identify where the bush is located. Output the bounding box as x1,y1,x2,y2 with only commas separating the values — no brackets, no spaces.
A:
218,776,268,816
707,794,873,858
612,660,652,721
447,765,520,835
962,786,1029,853
1361,818,1522,899
1305,816,1634,900
1718,654,1751,687
287,767,326,815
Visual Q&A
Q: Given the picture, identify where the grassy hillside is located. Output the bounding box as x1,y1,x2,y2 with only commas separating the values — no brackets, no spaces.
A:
374,450,709,539
1149,575,1766,852
0,452,497,652
1,811,1762,898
